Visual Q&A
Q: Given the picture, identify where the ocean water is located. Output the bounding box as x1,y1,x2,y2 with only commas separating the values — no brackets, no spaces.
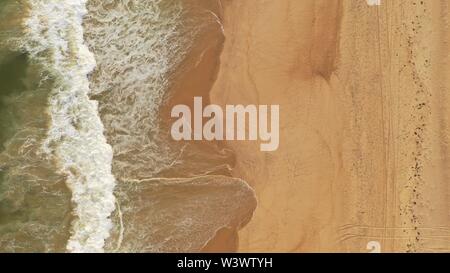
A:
0,0,255,253
84,0,189,180
0,1,72,252
1,0,115,253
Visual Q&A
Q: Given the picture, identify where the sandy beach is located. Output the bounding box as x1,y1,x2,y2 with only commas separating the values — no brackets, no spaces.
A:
204,0,450,252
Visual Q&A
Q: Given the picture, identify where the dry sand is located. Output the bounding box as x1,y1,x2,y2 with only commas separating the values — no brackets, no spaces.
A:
205,0,450,252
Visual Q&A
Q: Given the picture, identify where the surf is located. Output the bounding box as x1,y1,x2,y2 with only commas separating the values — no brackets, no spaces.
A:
17,0,116,253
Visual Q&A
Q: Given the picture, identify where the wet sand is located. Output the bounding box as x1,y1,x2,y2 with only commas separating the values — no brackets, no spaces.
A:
154,0,257,253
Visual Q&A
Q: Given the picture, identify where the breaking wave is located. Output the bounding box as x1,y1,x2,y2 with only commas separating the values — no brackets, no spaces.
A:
17,0,116,252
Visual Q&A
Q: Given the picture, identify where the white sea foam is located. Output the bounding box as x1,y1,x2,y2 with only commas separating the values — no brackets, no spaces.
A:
84,0,190,180
19,0,116,252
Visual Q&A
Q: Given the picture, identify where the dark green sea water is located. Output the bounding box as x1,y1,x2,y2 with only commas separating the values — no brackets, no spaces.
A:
0,2,72,252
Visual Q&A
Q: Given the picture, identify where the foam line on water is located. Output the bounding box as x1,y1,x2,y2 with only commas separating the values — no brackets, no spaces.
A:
18,0,116,253
84,0,189,179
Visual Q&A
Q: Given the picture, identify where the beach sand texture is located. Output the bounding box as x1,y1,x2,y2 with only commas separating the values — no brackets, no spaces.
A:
208,0,450,252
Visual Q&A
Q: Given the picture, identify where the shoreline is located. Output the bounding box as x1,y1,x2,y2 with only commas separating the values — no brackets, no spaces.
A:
160,0,257,253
